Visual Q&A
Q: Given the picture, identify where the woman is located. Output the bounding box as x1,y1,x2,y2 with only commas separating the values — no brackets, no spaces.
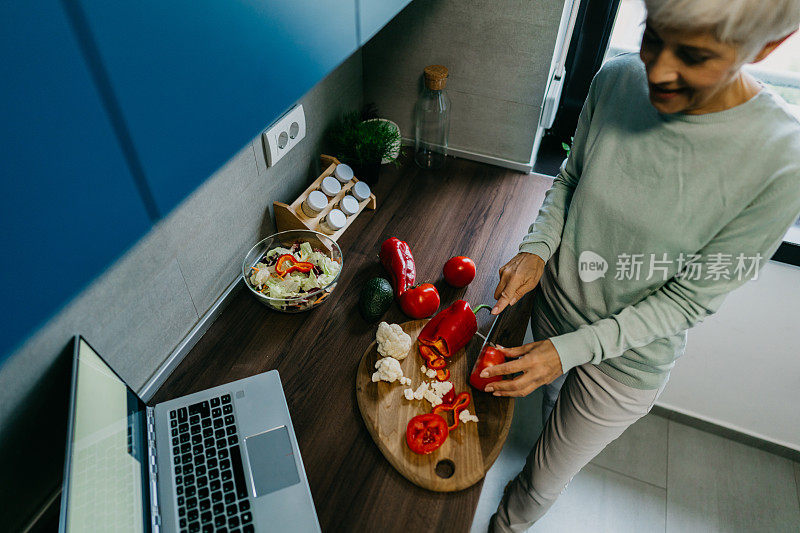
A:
486,1,800,530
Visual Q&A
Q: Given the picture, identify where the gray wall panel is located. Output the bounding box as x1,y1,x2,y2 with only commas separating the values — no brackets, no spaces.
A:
363,0,565,164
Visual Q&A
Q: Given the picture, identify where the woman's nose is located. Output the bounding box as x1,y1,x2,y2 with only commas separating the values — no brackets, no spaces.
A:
646,49,681,86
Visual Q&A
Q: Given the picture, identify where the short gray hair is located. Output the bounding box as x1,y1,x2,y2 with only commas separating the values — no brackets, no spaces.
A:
643,0,800,63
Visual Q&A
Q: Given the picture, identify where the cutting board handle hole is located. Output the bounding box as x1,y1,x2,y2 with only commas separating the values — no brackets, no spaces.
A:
435,459,455,479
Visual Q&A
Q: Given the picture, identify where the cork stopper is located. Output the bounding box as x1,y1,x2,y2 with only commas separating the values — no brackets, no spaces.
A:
423,65,448,90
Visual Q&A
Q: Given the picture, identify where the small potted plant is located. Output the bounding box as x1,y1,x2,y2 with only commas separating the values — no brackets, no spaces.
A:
325,105,402,185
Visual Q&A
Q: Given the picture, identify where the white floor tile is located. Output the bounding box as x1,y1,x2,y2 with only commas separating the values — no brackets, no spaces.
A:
533,463,666,533
666,421,800,533
591,413,669,488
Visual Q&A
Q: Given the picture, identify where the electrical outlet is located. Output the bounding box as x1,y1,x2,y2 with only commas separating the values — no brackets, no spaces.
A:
262,104,306,167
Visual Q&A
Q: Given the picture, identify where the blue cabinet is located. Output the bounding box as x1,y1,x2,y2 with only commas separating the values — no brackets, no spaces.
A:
358,0,413,45
0,2,152,362
76,0,359,216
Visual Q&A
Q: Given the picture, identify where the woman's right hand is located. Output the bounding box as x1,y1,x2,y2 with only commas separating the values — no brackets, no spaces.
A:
491,252,545,315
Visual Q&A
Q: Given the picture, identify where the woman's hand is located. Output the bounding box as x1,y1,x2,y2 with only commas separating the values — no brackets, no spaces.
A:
492,253,545,315
480,340,563,397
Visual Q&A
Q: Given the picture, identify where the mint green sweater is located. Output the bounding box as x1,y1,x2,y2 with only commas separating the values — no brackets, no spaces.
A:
520,53,800,390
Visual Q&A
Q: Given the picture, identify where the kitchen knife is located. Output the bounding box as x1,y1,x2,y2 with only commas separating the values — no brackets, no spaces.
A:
476,309,503,361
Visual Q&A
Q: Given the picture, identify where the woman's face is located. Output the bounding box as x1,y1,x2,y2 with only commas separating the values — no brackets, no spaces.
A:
639,20,743,114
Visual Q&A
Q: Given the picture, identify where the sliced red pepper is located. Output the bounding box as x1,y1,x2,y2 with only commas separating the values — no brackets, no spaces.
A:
427,357,447,370
275,253,315,277
432,392,472,431
442,387,456,405
435,368,450,381
418,344,438,366
418,300,492,358
406,413,449,454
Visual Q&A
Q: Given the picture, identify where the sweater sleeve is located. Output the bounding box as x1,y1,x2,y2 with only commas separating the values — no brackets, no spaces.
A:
548,168,800,374
518,69,602,263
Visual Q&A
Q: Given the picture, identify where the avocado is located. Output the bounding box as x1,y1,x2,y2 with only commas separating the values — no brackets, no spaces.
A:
359,277,394,322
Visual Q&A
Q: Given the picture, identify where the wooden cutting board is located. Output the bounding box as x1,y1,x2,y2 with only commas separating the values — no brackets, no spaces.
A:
355,320,514,492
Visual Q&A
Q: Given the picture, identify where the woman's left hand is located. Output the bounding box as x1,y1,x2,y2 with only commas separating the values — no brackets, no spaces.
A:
481,339,563,397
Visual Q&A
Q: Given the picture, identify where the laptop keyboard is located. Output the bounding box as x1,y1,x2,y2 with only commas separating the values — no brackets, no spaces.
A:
169,394,253,533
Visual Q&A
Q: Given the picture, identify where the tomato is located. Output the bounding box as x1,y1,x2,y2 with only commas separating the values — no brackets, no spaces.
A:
469,346,506,391
443,256,476,288
398,283,440,319
406,413,449,454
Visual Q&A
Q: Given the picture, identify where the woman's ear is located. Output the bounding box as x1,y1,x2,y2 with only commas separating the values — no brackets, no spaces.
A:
752,30,796,63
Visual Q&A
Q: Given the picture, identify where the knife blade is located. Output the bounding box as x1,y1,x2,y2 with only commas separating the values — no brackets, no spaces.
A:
476,309,503,360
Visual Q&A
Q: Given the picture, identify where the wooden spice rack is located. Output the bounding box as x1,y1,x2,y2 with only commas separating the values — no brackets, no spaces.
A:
273,154,377,241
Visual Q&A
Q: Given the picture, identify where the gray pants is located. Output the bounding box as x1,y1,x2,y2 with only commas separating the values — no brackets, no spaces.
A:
541,372,567,422
488,295,667,531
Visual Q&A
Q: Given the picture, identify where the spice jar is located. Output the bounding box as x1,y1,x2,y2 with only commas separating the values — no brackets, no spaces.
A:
320,176,342,198
337,194,359,217
333,163,354,184
301,190,328,218
351,181,371,202
321,209,346,234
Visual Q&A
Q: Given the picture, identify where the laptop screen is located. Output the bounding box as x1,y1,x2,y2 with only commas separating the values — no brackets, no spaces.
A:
60,338,151,532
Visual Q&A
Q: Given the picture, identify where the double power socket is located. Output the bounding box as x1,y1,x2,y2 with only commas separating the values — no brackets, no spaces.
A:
262,104,306,167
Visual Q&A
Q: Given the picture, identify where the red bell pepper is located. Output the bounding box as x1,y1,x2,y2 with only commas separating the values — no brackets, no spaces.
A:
418,300,492,358
432,391,472,431
469,345,507,392
379,237,416,297
435,368,450,381
275,254,314,277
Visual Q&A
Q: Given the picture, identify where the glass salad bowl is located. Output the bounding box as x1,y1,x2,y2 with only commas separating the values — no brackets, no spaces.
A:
242,229,343,313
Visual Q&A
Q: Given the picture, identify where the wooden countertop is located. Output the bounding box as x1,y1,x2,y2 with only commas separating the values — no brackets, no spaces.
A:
150,156,552,531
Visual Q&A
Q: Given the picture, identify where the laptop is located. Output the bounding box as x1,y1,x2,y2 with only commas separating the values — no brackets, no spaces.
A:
59,336,321,533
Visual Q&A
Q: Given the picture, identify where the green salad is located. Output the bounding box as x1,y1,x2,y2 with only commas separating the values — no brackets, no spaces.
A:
248,241,341,302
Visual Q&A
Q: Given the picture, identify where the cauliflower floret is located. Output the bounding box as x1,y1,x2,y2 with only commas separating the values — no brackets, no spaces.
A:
422,380,453,408
425,368,437,379
371,357,404,383
420,365,427,375
399,376,412,386
459,409,479,424
405,380,454,407
423,388,444,407
412,382,429,400
429,380,453,397
376,322,413,360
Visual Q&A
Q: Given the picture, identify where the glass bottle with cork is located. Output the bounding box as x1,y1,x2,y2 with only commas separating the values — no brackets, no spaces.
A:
414,65,451,170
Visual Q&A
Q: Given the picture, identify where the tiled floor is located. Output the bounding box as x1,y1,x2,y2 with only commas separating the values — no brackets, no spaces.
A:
470,331,800,532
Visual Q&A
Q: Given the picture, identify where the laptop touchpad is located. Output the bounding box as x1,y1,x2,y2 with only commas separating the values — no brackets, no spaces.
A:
244,426,301,497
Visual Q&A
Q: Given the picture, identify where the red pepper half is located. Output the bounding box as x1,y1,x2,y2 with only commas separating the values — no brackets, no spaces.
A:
418,300,492,358
470,345,507,392
432,392,472,431
379,237,416,297
435,368,450,381
406,413,449,454
275,254,314,277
